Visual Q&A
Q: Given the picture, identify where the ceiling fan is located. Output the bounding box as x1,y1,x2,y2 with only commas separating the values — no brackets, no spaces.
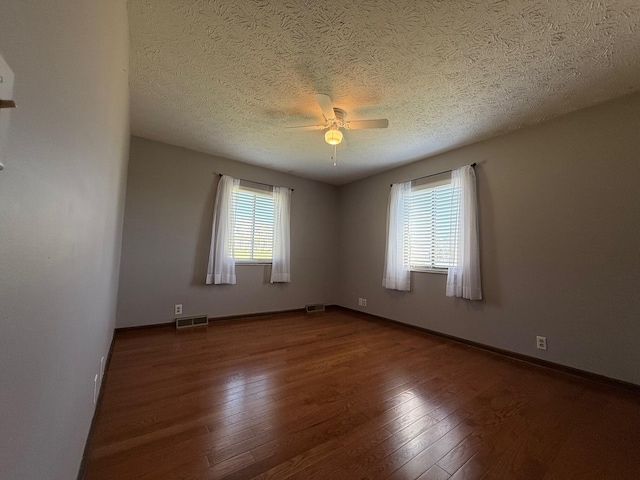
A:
286,94,389,166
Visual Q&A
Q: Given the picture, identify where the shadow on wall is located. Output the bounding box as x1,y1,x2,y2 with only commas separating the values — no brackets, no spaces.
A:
262,266,272,284
475,162,501,307
192,173,218,286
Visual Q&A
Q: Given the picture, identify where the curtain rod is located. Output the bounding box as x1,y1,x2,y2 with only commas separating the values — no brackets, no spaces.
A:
391,163,476,187
218,173,294,191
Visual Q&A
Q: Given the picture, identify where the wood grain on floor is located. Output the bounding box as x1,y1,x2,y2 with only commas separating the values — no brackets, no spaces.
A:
84,310,640,480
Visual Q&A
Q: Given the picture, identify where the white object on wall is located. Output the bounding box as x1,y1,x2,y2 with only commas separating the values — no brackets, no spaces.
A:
382,181,411,291
270,186,291,283
446,166,482,300
0,53,16,171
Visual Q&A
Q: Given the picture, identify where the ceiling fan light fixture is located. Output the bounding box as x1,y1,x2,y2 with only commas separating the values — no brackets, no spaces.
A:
325,127,343,145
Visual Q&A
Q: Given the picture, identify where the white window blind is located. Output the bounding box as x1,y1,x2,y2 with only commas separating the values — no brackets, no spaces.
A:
405,180,460,270
232,186,274,261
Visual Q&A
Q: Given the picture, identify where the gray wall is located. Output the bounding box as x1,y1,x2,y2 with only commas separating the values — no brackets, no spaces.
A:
338,92,640,385
0,2,130,480
116,137,339,327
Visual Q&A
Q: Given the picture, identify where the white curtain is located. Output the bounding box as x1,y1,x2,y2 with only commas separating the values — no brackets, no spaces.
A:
382,181,411,291
270,186,291,283
206,175,240,285
446,166,482,300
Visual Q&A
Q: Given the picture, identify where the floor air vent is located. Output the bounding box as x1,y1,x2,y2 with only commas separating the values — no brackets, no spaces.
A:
305,304,325,313
175,315,208,329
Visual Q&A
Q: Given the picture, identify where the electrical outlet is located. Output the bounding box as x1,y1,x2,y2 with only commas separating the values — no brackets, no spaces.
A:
536,336,547,351
174,304,183,315
362,298,367,307
93,374,98,405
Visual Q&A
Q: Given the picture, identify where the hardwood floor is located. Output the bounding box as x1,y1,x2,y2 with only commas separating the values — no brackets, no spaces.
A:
84,309,640,480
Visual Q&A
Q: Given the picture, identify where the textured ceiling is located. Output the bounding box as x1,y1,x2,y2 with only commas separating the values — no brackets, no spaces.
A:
129,0,640,185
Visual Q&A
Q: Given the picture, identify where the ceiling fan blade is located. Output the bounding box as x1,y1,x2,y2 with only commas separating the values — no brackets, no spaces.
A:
315,94,336,121
285,124,327,131
344,119,389,130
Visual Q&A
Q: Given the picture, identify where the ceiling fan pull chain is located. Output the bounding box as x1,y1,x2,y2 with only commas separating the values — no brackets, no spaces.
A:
332,144,337,167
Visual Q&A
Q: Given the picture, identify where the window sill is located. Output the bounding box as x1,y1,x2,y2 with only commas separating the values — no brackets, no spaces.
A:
235,260,272,266
410,267,448,275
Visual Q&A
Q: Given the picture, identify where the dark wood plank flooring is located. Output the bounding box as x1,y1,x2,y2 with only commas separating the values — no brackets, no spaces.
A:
85,309,640,479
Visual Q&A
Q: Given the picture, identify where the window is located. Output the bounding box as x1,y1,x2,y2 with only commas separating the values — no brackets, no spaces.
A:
383,165,481,297
232,185,274,262
405,177,460,272
207,174,291,285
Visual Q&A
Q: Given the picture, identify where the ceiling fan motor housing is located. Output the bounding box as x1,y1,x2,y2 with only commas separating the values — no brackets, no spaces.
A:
332,108,346,127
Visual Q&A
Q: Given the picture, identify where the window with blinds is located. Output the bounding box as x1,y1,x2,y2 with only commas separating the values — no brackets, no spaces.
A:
405,179,459,271
232,186,274,262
